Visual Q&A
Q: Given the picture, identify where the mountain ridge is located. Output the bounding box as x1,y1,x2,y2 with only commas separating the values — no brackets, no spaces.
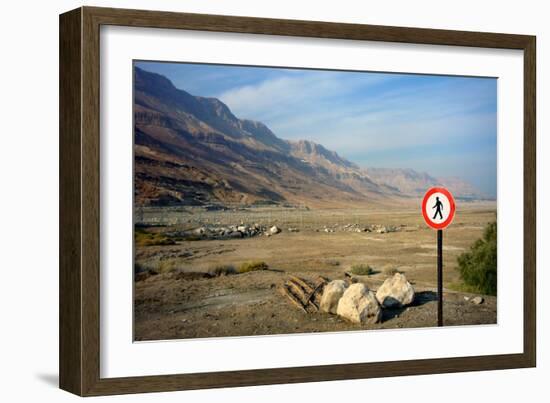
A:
133,67,487,208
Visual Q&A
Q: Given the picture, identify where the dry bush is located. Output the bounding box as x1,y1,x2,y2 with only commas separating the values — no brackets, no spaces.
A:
350,263,374,276
239,261,269,273
135,228,175,247
209,264,237,276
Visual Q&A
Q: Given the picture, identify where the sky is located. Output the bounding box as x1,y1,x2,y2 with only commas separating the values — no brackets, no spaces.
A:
136,61,497,198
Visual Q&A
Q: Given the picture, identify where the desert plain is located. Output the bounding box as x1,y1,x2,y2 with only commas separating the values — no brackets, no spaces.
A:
134,201,497,341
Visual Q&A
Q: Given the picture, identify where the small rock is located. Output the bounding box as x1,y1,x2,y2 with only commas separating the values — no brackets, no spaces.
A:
269,225,281,235
320,280,347,314
471,296,484,305
376,273,415,308
337,283,382,324
193,227,206,235
463,296,471,301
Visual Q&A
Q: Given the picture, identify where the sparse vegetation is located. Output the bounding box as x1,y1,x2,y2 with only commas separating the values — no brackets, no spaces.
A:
156,259,177,274
134,206,498,340
350,264,374,276
238,260,269,273
209,264,237,276
135,228,176,247
134,262,159,281
456,221,497,296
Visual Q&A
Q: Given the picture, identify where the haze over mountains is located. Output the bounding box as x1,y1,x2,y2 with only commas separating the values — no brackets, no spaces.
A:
134,67,488,208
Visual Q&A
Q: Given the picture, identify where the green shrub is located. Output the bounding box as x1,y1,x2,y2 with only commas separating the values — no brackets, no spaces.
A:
238,260,269,273
209,264,237,276
457,222,497,295
350,264,374,276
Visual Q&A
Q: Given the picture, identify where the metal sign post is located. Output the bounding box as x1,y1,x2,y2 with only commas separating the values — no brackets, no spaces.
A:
422,187,456,328
437,229,443,326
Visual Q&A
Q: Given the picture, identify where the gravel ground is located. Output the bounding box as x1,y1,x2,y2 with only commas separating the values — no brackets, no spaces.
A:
134,269,496,341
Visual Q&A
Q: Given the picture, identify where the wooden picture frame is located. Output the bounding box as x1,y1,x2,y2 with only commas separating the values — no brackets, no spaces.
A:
59,6,536,396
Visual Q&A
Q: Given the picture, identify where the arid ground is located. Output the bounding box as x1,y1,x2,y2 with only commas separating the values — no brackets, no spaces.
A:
134,201,497,341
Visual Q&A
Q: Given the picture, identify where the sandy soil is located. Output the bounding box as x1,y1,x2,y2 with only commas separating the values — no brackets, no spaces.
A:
134,203,497,341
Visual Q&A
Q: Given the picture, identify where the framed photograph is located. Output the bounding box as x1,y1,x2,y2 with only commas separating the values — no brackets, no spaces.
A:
59,6,536,396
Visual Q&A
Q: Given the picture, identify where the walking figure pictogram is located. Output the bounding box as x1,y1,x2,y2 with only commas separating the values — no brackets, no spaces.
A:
432,196,443,220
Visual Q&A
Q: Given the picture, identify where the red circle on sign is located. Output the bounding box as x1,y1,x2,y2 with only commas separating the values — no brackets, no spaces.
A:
421,187,456,230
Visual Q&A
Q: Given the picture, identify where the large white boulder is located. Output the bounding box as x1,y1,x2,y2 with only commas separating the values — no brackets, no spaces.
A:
320,280,347,314
336,283,381,324
376,273,415,308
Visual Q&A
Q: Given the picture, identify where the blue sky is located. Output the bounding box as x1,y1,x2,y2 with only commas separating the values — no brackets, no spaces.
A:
136,61,497,197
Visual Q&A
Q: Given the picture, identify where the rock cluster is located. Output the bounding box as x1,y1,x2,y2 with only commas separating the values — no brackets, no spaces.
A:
178,223,284,240
320,273,416,324
315,223,402,234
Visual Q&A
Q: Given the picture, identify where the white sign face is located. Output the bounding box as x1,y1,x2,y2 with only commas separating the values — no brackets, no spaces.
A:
422,187,456,229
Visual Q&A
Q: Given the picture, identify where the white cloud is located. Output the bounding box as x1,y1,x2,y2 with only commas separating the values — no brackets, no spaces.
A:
217,72,386,123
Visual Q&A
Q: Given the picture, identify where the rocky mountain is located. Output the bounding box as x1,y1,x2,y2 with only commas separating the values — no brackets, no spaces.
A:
133,67,486,208
437,176,489,200
134,67,401,208
363,168,488,200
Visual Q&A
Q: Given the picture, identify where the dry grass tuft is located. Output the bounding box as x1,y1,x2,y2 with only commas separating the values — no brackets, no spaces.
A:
350,263,374,276
239,261,269,273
